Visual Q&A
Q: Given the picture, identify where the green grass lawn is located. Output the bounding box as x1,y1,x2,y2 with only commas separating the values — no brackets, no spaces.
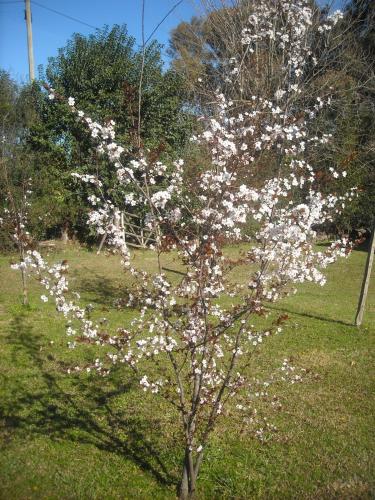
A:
0,242,374,499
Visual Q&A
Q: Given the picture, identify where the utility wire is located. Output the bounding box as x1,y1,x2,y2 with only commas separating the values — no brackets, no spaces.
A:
1,0,184,44
145,0,184,45
31,0,98,30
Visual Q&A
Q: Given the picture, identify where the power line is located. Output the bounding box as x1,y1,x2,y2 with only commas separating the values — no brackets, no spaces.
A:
1,0,184,43
0,0,98,30
145,0,184,45
31,1,98,30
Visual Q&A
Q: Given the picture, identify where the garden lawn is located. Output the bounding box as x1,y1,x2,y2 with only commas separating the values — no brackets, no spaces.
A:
0,243,374,499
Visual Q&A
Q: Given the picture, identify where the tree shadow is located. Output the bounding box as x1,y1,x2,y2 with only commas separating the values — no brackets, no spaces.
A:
267,304,354,327
352,239,372,253
76,271,158,311
1,313,177,488
316,239,371,253
74,270,132,307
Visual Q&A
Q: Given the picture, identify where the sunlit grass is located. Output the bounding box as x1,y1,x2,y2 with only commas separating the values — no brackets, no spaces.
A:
0,242,374,499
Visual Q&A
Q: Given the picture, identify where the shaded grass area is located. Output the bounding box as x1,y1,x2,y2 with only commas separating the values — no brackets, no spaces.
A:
0,243,374,499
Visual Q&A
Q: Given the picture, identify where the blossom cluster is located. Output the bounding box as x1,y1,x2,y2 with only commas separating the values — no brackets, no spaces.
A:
240,0,343,95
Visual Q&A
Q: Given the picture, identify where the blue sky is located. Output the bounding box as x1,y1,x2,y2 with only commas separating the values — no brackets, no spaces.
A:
0,0,197,82
0,0,345,83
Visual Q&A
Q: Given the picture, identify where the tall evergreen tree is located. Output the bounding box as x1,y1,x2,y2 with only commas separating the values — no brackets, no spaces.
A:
25,25,193,241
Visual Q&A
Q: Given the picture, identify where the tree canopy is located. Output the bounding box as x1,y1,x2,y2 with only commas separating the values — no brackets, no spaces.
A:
0,25,194,245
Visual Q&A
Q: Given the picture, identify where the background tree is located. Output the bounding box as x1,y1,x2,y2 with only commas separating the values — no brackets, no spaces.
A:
26,25,193,242
0,71,40,250
169,0,375,234
0,71,37,302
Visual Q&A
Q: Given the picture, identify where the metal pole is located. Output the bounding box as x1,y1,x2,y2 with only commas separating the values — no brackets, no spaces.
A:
25,0,35,82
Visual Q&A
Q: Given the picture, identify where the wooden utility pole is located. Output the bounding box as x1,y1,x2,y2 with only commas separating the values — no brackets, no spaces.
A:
355,226,375,326
25,0,35,82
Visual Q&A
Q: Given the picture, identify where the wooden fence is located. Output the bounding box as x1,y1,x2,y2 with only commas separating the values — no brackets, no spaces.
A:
97,211,156,254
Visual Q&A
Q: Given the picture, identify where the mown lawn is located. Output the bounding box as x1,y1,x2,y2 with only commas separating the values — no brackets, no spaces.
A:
0,242,374,499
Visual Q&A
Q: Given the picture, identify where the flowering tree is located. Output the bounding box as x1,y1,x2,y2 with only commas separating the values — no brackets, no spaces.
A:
0,159,33,306
20,2,355,498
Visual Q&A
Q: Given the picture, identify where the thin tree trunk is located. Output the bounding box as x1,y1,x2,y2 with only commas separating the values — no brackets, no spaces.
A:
97,232,107,255
61,223,69,244
355,226,375,326
20,245,28,306
179,447,197,500
179,450,190,500
21,266,28,306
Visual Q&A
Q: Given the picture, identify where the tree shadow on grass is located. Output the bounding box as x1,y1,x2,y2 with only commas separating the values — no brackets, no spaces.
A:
74,270,126,306
266,304,354,327
316,239,371,253
75,271,159,313
1,313,177,488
